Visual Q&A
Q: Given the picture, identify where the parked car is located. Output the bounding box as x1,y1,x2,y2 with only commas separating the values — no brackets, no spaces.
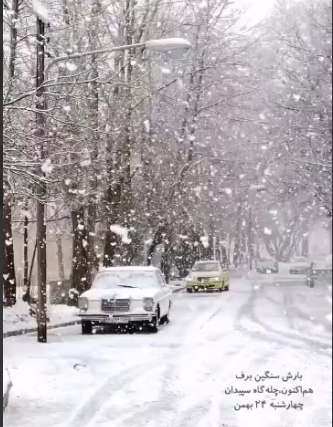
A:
289,256,311,275
256,259,279,274
185,260,230,293
78,267,172,334
306,258,332,288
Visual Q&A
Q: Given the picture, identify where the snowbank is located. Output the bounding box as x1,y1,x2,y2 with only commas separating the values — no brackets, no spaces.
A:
3,300,33,332
3,367,12,412
3,301,79,335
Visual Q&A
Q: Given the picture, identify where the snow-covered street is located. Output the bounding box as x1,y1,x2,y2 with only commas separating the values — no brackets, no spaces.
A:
4,275,332,427
3,0,332,425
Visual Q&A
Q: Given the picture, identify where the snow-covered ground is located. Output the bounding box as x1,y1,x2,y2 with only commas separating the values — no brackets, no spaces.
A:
3,367,11,397
3,301,79,335
4,274,332,427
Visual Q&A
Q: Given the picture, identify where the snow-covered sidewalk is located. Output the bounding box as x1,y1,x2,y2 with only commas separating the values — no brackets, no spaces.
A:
3,301,80,337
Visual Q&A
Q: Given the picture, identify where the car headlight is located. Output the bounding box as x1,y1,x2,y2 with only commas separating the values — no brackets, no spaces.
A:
78,297,88,311
211,277,220,281
143,298,154,312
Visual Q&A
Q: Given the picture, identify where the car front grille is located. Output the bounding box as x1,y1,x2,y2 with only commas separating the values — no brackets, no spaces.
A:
197,277,214,283
101,299,130,313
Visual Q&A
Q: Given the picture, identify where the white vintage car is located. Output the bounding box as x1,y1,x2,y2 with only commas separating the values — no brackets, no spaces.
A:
78,266,172,334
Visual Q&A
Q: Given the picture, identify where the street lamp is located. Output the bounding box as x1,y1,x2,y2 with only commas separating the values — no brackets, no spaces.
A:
45,38,192,77
35,35,192,342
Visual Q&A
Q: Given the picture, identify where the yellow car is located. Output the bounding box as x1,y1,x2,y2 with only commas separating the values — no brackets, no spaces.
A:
186,261,230,293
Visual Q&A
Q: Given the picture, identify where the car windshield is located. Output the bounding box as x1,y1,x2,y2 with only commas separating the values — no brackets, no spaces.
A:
192,262,220,272
92,272,159,289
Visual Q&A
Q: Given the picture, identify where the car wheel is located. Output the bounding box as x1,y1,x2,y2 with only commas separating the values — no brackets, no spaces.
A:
149,309,160,333
225,284,230,291
161,302,171,325
310,279,315,288
81,321,93,335
187,288,193,293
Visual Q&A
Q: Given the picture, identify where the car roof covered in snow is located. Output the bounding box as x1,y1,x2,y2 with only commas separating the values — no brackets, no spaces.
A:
98,266,160,273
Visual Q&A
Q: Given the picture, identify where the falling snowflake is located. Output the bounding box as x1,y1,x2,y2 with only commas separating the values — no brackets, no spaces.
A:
41,158,54,175
110,225,131,244
264,227,272,236
80,158,91,167
250,184,266,191
177,79,184,90
161,67,171,74
143,120,150,133
66,62,78,72
200,236,209,248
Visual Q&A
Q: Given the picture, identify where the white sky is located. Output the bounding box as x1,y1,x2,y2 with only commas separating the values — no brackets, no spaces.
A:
237,0,276,24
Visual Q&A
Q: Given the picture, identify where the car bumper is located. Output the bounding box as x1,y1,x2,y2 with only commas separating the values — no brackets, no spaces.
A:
187,281,227,291
256,268,279,274
78,312,155,324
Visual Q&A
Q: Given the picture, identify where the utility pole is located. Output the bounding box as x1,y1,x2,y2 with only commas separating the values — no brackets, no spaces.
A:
23,206,29,288
36,16,47,343
248,207,254,270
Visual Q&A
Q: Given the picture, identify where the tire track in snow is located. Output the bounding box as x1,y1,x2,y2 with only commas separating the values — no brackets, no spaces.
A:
235,286,332,356
282,289,332,335
81,292,245,427
102,302,275,427
61,359,164,427
77,295,233,427
199,295,233,329
106,346,272,427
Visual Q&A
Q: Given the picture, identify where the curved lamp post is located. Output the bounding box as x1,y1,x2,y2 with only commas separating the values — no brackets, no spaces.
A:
36,36,192,342
45,38,192,77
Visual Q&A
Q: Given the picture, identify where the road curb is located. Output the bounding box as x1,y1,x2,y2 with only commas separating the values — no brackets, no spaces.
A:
3,320,81,339
3,287,186,338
